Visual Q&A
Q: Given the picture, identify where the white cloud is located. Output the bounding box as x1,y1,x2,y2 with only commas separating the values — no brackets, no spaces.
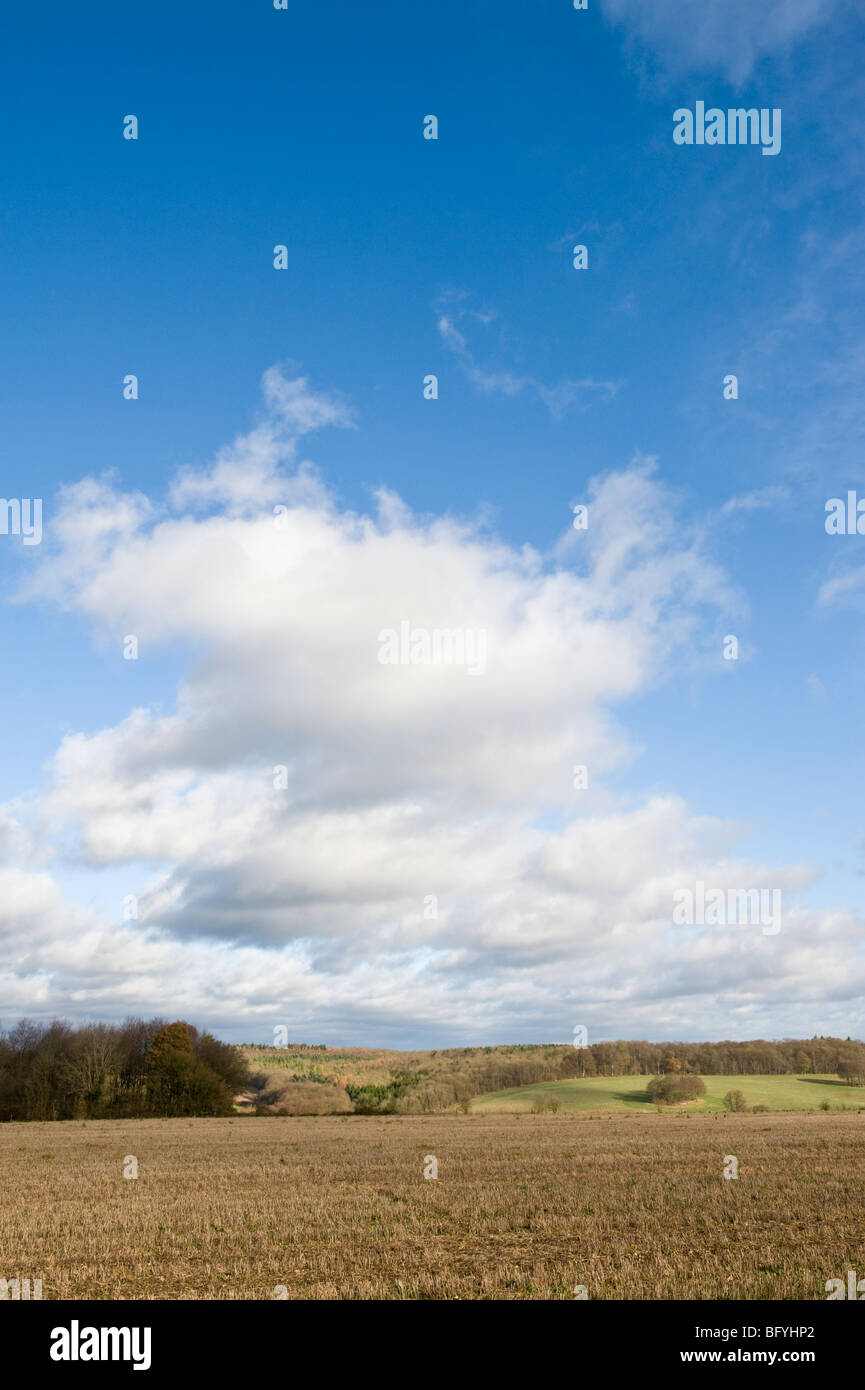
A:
720,485,789,516
817,565,865,607
169,366,352,514
599,0,836,84
4,366,863,1042
436,296,620,419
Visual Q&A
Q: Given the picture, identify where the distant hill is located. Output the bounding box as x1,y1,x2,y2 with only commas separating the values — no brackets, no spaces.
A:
236,1036,865,1115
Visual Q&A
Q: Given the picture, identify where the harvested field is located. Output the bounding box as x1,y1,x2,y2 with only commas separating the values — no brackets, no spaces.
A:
1,1111,862,1300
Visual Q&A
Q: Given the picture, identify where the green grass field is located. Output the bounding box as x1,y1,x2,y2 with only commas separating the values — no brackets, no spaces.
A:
471,1072,865,1113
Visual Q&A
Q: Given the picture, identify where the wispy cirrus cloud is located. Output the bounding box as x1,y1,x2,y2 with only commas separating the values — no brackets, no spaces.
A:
720,485,790,517
817,565,865,608
436,293,621,420
598,0,837,85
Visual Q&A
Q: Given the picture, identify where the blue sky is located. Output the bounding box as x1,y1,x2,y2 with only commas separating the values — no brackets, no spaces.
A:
0,0,864,1046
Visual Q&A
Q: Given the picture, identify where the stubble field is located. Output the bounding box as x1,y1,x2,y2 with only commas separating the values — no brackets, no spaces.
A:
1,1111,862,1300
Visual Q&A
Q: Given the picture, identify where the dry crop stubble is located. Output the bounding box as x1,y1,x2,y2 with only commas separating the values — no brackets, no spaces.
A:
1,1111,862,1299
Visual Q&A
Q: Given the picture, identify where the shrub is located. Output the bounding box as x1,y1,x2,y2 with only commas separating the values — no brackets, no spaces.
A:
647,1074,706,1105
675,1075,706,1101
722,1090,748,1113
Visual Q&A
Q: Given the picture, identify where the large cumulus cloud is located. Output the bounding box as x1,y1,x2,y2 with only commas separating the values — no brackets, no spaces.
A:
2,367,861,1044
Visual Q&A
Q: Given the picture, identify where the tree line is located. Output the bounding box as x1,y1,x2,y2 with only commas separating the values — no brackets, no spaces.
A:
0,1018,250,1122
560,1036,865,1079
2,1024,863,1120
